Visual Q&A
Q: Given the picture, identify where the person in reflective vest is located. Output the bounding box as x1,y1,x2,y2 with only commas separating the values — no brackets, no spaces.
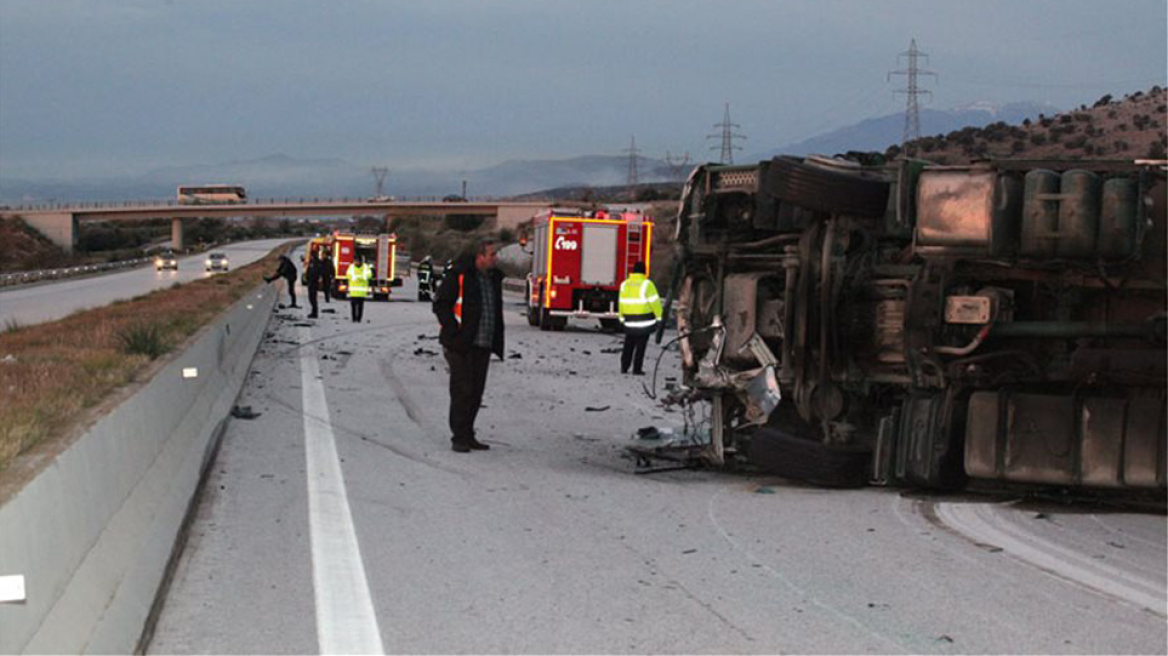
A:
433,239,504,453
346,255,372,323
417,255,434,301
618,261,662,375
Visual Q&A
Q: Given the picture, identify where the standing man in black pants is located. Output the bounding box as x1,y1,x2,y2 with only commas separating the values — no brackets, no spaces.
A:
305,250,325,319
618,261,662,375
433,239,504,453
320,251,334,303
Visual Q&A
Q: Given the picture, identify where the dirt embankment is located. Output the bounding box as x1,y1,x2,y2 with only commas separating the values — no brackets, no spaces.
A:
896,86,1168,163
0,218,71,272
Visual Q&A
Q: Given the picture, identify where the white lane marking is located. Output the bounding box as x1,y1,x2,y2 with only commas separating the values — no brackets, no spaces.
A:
299,326,385,654
937,502,1167,617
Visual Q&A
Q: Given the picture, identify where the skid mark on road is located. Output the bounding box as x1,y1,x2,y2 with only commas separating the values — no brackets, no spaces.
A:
612,538,756,644
298,326,384,655
260,389,469,479
706,489,907,652
931,501,1167,617
377,357,427,428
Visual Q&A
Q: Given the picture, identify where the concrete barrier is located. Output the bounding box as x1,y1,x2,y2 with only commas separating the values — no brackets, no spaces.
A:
0,285,278,654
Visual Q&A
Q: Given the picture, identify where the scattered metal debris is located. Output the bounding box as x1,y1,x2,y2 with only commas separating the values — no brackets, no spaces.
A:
230,405,262,420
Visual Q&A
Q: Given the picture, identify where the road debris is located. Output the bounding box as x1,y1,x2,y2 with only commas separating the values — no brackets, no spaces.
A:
230,405,262,420
585,405,610,412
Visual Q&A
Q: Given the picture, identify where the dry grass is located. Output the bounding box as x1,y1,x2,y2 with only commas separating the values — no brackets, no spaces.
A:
0,246,287,471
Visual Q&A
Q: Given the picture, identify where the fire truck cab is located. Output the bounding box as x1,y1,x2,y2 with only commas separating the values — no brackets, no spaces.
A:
330,232,403,300
526,208,653,331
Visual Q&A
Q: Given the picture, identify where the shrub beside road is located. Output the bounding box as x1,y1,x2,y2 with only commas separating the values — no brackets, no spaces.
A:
0,244,288,472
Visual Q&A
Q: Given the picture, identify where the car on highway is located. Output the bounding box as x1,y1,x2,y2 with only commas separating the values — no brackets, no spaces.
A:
204,252,229,272
154,251,178,271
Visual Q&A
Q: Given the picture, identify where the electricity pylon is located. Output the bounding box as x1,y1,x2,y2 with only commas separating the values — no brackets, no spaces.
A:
888,39,937,156
707,103,746,164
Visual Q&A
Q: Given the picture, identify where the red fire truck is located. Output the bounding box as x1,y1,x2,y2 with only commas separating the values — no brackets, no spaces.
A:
330,232,404,300
525,208,653,331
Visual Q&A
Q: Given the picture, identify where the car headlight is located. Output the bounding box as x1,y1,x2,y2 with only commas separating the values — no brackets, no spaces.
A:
205,260,212,267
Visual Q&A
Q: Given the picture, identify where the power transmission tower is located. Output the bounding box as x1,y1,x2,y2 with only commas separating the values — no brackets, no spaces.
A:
624,136,641,187
664,150,691,183
707,103,746,164
887,39,937,156
370,166,389,197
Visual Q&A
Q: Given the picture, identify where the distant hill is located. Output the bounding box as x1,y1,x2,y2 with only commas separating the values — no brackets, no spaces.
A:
889,86,1167,163
754,101,1061,159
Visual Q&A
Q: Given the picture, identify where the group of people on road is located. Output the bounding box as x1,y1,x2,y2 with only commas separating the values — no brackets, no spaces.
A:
266,250,370,323
268,238,662,455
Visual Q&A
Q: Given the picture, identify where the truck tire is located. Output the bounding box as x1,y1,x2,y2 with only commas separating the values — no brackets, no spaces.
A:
766,156,890,217
527,283,541,326
747,426,870,488
540,308,554,331
599,318,622,332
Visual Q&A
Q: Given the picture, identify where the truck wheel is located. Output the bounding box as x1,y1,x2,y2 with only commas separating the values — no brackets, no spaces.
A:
766,156,890,217
527,296,541,327
540,308,553,331
599,318,622,332
747,426,870,488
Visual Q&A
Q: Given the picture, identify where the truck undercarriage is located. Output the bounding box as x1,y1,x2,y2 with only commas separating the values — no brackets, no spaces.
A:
668,156,1167,492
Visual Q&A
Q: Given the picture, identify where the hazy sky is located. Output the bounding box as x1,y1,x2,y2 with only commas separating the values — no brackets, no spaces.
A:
1,0,1165,179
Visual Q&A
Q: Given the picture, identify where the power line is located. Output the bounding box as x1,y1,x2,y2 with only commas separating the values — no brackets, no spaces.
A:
623,135,640,187
664,150,691,183
370,166,388,197
888,39,937,156
707,103,746,164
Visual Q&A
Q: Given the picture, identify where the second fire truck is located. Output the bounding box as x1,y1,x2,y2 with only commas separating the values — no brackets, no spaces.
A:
525,208,653,331
303,232,406,300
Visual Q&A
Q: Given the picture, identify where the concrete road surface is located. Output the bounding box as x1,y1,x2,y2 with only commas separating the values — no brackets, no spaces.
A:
148,273,1167,654
0,239,295,327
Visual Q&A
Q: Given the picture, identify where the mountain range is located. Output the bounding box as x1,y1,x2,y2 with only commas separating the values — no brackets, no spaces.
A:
0,101,1059,205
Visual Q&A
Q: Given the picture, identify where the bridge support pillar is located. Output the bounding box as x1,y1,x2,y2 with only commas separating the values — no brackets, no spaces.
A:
22,212,78,253
171,217,185,251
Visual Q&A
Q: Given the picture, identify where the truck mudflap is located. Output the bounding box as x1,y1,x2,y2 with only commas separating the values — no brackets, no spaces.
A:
964,388,1167,489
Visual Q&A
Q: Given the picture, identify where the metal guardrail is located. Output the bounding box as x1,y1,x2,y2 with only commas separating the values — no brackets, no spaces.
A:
0,257,152,287
2,196,508,212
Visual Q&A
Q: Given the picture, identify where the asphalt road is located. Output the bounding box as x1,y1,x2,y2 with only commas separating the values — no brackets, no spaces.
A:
147,272,1167,654
0,239,295,327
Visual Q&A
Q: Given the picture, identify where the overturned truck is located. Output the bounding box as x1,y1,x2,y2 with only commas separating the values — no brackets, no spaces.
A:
670,156,1167,492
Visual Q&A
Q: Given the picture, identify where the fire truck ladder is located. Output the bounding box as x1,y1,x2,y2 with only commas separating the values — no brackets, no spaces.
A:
624,224,642,278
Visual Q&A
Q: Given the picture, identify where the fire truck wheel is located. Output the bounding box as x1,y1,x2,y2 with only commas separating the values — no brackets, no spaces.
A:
539,308,554,331
747,426,870,489
527,302,540,326
766,156,890,218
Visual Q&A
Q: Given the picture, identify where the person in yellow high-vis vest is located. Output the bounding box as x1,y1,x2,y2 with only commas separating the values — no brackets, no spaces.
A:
346,255,372,323
618,261,662,375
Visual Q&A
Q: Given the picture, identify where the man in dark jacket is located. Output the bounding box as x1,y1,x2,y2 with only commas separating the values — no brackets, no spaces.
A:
320,251,335,303
304,250,326,318
264,254,299,307
433,239,504,453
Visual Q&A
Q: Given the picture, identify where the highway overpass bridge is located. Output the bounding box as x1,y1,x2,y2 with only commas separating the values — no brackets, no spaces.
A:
0,199,551,252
